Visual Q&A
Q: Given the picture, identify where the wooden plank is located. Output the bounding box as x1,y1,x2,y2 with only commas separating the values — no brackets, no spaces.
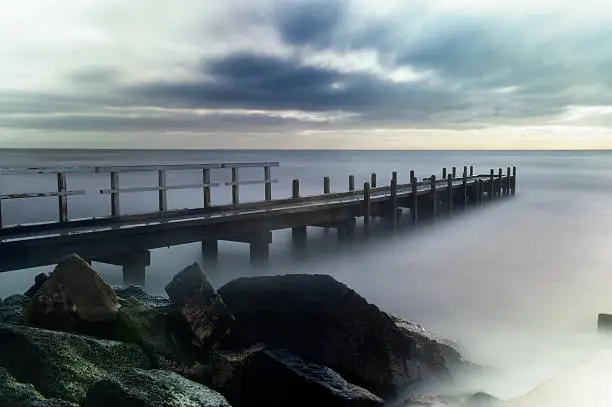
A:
232,167,239,205
101,183,220,194
57,173,68,223
203,169,211,208
0,190,85,200
0,166,94,175
221,162,279,169
225,179,278,186
158,170,167,212
110,172,120,216
264,166,272,201
95,163,222,173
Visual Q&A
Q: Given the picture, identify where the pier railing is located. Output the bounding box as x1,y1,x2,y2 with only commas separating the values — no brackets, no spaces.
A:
0,162,279,228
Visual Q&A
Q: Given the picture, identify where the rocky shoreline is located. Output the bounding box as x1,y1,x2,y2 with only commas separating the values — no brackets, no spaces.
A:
0,254,499,407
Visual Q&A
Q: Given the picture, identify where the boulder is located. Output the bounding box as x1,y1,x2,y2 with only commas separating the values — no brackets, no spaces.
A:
212,345,383,407
597,313,612,332
390,314,473,378
219,274,451,398
25,254,119,333
114,285,172,308
0,323,151,404
0,367,79,407
85,368,231,407
114,296,211,383
165,263,234,349
24,273,49,297
165,262,216,306
399,393,500,407
0,294,30,325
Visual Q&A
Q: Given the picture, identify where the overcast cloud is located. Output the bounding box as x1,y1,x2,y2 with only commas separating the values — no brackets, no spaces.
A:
2,0,612,148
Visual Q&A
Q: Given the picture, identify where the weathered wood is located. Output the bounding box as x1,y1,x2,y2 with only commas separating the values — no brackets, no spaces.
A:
0,199,3,228
498,168,503,197
505,167,511,195
158,170,167,212
489,169,494,200
431,175,437,217
392,171,398,182
462,168,468,207
442,168,447,179
264,166,272,201
232,167,239,205
337,218,356,243
363,182,371,229
512,166,517,195
202,240,218,264
371,173,377,188
470,166,474,176
452,167,457,178
203,169,211,208
324,177,330,194
292,179,300,199
56,173,68,223
409,170,415,182
249,233,270,266
101,183,220,194
110,172,120,216
447,174,453,212
411,175,418,224
391,177,398,229
120,250,151,286
348,175,355,191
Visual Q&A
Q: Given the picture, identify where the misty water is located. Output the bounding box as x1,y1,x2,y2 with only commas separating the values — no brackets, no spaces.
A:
2,149,612,403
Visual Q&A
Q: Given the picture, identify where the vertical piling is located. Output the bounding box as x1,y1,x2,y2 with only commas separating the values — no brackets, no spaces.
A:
431,175,437,217
203,168,211,208
158,170,167,212
447,174,453,213
505,167,511,195
231,167,239,206
391,177,398,230
371,173,377,188
470,166,474,176
411,175,418,224
442,168,447,180
110,172,120,216
511,166,517,195
409,170,415,182
264,166,272,201
349,175,355,191
452,167,457,178
462,169,468,208
202,240,218,265
489,169,494,200
498,168,503,197
57,172,68,223
292,179,307,249
363,182,371,233
324,177,330,194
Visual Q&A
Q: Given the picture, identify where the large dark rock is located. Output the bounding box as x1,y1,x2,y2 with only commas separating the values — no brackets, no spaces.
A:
85,368,231,407
165,263,234,350
0,294,30,325
24,273,49,298
0,323,151,404
212,345,383,407
0,368,79,407
598,313,612,332
218,274,437,397
399,392,500,407
25,254,119,333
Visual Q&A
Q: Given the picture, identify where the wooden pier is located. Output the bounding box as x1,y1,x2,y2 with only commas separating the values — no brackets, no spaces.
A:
0,163,516,285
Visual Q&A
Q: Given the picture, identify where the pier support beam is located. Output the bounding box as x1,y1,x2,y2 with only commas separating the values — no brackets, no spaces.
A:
96,250,150,286
292,226,307,250
337,218,356,244
201,240,218,265
249,232,270,266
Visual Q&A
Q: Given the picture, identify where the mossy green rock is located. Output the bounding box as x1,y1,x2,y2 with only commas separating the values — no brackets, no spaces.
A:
0,323,151,404
0,367,78,407
85,368,231,407
0,294,30,325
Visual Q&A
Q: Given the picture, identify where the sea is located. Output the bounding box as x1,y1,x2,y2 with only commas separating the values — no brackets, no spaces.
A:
2,149,612,403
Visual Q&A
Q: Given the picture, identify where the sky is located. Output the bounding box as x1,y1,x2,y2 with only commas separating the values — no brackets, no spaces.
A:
1,0,612,149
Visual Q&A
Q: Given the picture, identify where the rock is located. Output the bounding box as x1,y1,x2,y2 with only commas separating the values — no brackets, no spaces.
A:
114,285,172,308
85,368,231,407
399,393,500,407
218,274,439,398
465,392,500,407
212,345,383,407
0,323,151,404
114,296,210,383
165,263,234,349
24,273,49,297
165,262,216,306
0,294,30,325
25,254,119,333
0,367,79,407
598,313,612,332
390,314,473,377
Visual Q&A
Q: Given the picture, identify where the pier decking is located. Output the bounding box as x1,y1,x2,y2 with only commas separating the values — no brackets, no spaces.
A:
0,163,516,285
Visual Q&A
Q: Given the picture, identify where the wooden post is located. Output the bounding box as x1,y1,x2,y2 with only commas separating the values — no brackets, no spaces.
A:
203,168,211,208
57,172,68,223
348,175,355,191
371,173,377,188
250,232,270,266
110,171,120,216
442,168,447,180
291,178,306,249
447,174,453,213
158,170,167,212
409,170,415,182
452,167,457,178
462,168,468,208
470,166,474,176
202,240,218,265
475,179,481,206
511,166,517,195
498,168,503,197
232,167,239,206
391,177,398,229
363,182,371,231
264,166,272,201
463,166,468,179
411,175,418,224
392,171,398,182
122,250,150,286
506,167,511,196
489,169,494,200
431,175,437,217
324,177,330,194
0,199,3,228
